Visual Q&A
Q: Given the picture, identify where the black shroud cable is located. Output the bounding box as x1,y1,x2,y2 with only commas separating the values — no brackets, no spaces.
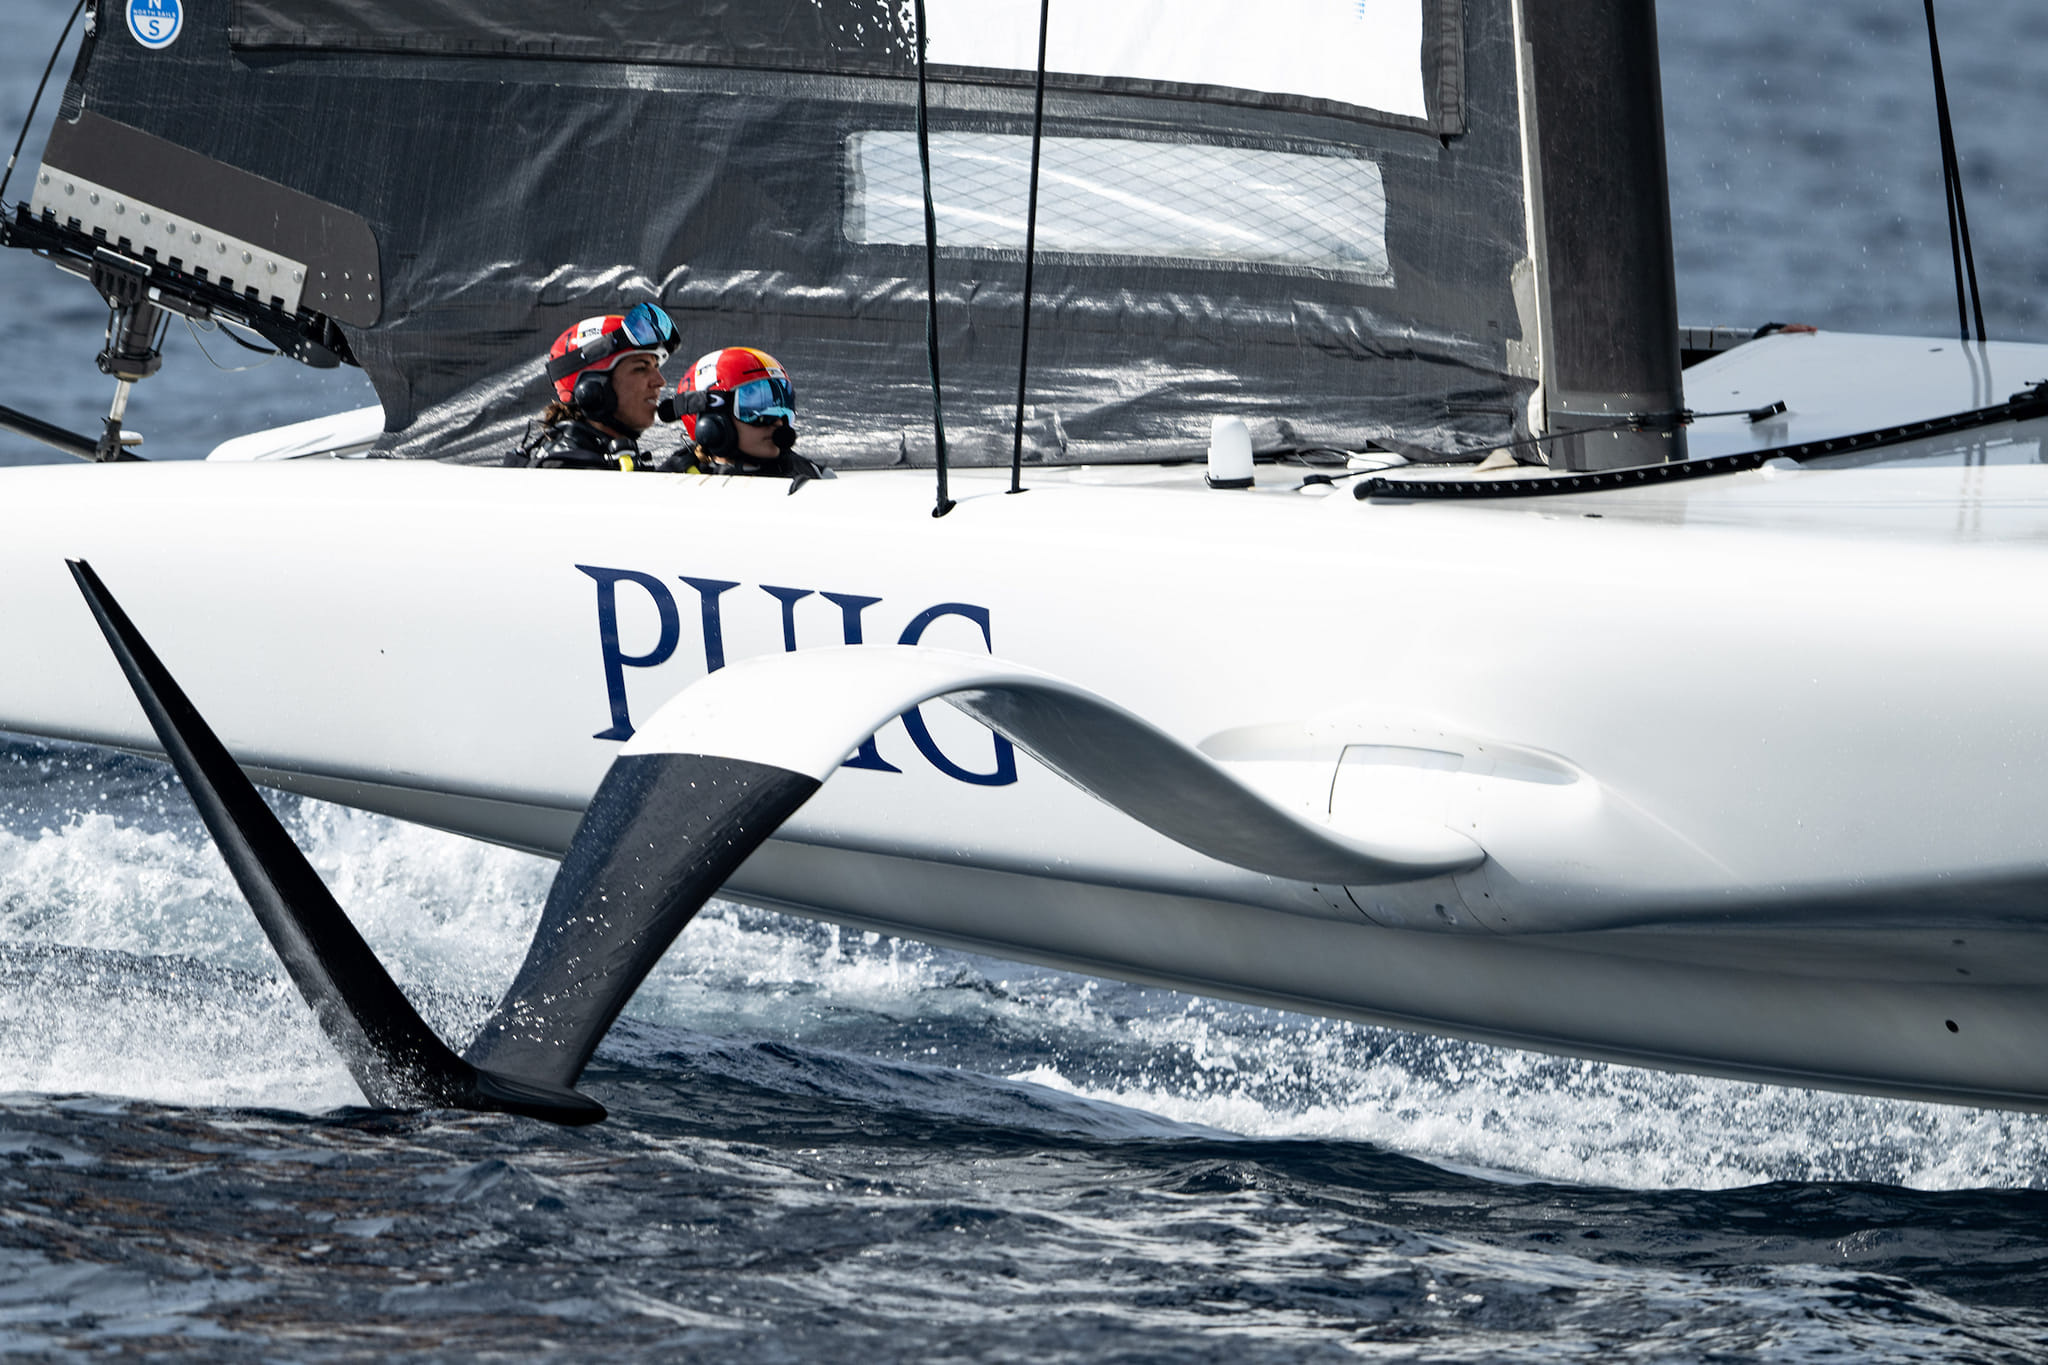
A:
1922,0,1986,344
0,0,86,208
1008,0,1052,496
912,0,955,517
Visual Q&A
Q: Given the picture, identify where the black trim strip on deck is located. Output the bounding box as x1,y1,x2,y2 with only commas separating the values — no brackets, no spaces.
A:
1358,382,2048,502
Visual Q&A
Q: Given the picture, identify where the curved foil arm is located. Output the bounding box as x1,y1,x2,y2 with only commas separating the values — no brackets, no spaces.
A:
468,646,1486,1092
626,645,1483,883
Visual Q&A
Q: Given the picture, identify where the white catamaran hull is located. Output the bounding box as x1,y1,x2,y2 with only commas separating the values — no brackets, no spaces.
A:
6,389,2048,1110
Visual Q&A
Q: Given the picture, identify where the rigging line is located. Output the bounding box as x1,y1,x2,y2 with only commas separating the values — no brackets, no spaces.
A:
1298,460,1405,489
911,0,954,518
182,315,280,373
1478,413,1644,461
1922,0,1985,343
1361,404,1763,472
1007,0,1052,497
207,316,283,357
0,0,87,209
1924,0,1967,341
1301,421,1635,478
1442,402,1783,468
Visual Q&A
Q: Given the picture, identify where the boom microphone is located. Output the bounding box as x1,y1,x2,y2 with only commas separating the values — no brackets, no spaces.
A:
656,390,714,425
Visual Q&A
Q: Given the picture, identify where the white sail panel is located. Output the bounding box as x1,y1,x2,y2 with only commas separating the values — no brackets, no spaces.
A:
926,0,1427,119
846,132,1391,277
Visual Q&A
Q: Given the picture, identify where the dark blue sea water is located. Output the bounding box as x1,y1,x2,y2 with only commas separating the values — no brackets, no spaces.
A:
9,742,2048,1360
4,3,2048,1360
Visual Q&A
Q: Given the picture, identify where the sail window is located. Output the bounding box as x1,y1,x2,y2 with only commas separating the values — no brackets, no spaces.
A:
844,133,1392,279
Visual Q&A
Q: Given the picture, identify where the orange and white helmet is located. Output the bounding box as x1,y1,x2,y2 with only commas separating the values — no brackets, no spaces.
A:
673,347,795,440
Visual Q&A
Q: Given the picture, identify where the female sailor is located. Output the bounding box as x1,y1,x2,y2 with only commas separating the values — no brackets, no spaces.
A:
666,346,823,480
520,303,681,469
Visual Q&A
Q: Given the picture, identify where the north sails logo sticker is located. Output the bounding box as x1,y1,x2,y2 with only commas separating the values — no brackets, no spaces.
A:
127,0,182,50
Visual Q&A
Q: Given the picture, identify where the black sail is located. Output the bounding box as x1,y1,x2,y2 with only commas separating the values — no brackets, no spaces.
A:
41,0,1537,465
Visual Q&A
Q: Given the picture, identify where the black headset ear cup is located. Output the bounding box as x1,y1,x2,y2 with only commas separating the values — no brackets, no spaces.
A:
571,370,616,423
694,411,737,459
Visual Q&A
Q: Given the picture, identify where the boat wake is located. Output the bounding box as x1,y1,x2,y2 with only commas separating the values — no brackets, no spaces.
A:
4,733,2047,1193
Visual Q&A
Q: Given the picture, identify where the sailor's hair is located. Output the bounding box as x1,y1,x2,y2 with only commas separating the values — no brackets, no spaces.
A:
517,402,581,460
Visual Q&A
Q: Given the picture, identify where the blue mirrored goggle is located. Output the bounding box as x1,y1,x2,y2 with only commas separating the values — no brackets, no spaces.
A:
617,301,678,352
730,376,796,425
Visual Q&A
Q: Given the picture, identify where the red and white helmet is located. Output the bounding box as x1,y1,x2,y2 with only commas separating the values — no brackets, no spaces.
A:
674,346,795,439
543,303,680,405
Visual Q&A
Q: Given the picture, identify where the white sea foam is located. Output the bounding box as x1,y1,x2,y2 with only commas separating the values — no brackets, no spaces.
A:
0,811,263,965
1010,1056,2048,1192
